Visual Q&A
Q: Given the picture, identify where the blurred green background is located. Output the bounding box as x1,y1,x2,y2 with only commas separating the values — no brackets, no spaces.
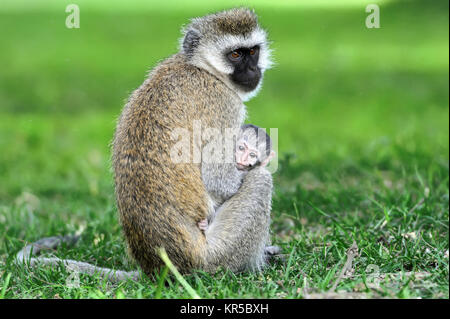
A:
0,0,448,298
0,0,448,199
0,0,447,195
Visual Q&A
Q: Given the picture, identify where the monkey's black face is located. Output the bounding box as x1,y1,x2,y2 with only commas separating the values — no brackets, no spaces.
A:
226,46,261,91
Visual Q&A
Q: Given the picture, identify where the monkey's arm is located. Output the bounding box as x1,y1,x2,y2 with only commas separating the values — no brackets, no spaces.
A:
202,163,244,205
204,166,272,272
15,236,141,283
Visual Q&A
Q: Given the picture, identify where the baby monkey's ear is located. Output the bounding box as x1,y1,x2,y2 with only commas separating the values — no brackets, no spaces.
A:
261,150,276,167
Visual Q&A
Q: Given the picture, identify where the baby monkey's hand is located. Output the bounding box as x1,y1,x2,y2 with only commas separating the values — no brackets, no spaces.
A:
198,219,209,232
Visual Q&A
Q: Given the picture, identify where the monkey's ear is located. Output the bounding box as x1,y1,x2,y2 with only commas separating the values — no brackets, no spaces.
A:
261,150,276,167
183,30,201,57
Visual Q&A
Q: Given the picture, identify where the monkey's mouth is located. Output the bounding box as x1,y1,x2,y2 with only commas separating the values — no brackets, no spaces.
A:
237,80,259,91
236,163,251,171
230,69,261,92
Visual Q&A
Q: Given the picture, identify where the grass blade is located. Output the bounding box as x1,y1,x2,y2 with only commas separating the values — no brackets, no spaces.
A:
158,248,200,299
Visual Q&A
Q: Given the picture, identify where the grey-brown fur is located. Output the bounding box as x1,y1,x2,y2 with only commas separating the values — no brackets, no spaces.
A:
113,8,273,275
15,8,275,278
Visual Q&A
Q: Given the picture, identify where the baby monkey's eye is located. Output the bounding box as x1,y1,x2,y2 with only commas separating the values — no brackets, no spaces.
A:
250,153,256,158
238,145,245,151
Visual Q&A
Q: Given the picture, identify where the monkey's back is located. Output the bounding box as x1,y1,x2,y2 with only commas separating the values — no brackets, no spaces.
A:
112,54,243,274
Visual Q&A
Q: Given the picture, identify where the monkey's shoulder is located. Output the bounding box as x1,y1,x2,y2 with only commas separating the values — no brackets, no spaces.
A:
144,54,238,106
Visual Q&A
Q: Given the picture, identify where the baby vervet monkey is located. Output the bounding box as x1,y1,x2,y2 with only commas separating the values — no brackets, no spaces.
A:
235,124,276,172
199,124,276,231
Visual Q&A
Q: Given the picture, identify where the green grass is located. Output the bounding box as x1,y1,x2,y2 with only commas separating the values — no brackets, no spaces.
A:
0,0,448,298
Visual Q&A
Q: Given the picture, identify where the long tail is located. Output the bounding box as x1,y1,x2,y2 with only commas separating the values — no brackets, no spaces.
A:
16,235,141,283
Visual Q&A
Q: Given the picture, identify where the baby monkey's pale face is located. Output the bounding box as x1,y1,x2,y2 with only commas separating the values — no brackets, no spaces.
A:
235,129,275,171
235,138,261,171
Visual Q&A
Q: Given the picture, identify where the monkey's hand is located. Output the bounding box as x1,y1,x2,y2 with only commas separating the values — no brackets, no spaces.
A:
198,219,209,232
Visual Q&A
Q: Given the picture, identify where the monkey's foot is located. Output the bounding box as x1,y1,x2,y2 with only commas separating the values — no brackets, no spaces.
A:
265,245,281,255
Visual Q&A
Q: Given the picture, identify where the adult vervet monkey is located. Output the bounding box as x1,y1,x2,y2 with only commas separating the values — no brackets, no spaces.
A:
113,7,274,275
16,8,275,279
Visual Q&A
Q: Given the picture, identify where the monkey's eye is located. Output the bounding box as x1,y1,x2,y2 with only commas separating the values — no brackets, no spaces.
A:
249,46,259,56
229,51,242,61
250,153,256,158
238,145,245,151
